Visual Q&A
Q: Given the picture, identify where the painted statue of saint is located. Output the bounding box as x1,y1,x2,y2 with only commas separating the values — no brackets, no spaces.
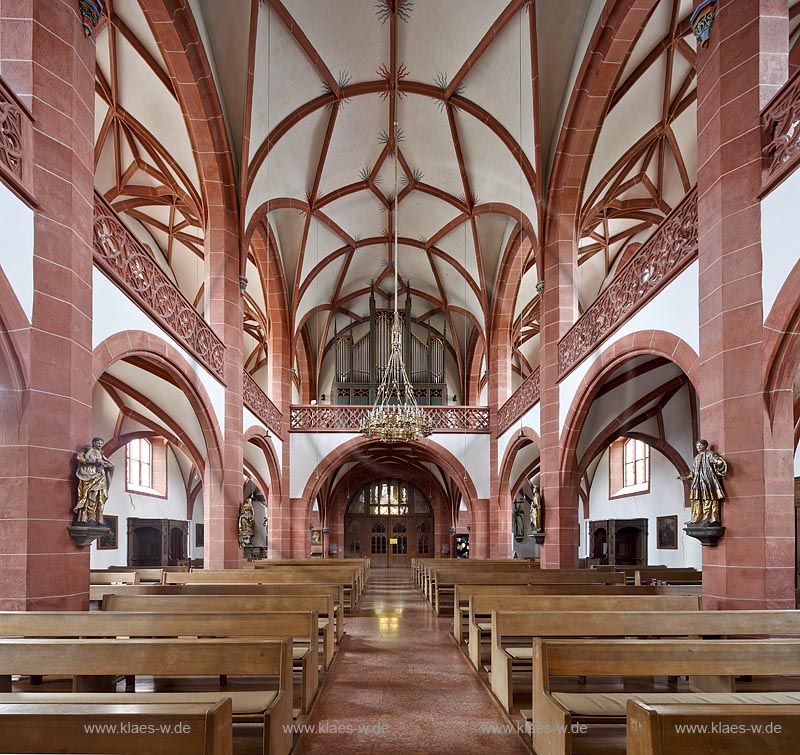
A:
513,500,525,540
528,486,542,533
238,498,255,547
683,439,728,525
74,437,113,525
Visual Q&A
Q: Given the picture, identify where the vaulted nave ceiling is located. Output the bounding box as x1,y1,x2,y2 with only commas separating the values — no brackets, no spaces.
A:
93,0,716,395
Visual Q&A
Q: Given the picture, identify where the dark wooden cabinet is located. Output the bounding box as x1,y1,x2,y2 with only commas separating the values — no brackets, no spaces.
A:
588,518,648,566
127,518,188,567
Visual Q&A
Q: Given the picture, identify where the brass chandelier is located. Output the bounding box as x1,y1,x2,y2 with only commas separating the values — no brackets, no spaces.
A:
360,20,432,444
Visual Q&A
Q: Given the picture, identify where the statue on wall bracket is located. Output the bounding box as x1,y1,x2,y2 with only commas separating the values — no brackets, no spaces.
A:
238,497,255,548
681,439,727,546
68,436,113,547
525,486,545,545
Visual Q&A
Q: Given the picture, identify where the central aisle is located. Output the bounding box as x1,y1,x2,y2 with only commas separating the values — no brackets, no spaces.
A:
293,568,529,755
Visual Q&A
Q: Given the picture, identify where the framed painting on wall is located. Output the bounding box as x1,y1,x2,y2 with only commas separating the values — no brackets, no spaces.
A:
97,515,118,550
195,523,204,548
656,515,678,549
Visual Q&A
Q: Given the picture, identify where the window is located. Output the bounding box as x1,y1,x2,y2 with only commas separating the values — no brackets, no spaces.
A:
125,437,168,497
609,437,650,497
127,438,152,490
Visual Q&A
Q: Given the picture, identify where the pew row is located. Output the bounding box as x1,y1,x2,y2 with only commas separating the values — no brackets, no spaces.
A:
0,611,319,714
163,567,361,613
626,700,800,755
432,569,626,616
89,571,139,586
532,639,800,755
90,582,345,643
0,638,293,755
452,583,701,644
0,700,232,755
468,594,701,670
492,609,800,713
102,593,336,669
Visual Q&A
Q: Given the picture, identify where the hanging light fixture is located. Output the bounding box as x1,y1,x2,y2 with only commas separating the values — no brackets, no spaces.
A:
360,10,431,444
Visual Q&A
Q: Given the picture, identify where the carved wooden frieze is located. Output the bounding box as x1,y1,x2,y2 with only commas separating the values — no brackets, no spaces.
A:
762,68,800,193
290,405,489,432
559,188,698,377
497,366,541,436
93,191,225,380
243,370,283,438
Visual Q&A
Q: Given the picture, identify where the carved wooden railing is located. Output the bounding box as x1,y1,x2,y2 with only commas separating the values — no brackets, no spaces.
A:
93,191,225,380
558,188,698,377
0,76,34,205
497,366,541,435
290,405,490,432
243,370,283,439
762,67,800,195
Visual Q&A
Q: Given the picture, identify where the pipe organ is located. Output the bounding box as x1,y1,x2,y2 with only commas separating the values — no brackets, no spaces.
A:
333,288,445,405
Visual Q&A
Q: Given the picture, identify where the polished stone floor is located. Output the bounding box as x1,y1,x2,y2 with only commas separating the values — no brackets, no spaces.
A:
292,568,530,755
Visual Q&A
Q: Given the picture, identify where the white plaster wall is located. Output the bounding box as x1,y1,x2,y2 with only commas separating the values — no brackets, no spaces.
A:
559,260,699,433
290,432,357,498
92,269,225,438
428,433,490,500
497,402,541,471
289,430,490,499
90,445,191,568
578,445,702,568
0,182,34,321
191,490,204,561
762,167,800,321
243,407,283,474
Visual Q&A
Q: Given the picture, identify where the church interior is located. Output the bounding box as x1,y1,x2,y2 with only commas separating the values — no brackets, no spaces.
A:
1,0,800,752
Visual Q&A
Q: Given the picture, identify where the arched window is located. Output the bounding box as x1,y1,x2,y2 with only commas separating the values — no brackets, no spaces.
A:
126,437,168,496
126,437,152,490
609,437,650,497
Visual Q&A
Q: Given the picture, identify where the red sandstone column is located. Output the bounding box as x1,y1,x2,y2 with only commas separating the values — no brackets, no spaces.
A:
0,0,95,609
695,0,793,608
538,226,580,569
204,204,244,569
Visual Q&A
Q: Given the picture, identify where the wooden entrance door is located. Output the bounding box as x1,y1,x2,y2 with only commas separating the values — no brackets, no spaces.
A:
344,479,434,567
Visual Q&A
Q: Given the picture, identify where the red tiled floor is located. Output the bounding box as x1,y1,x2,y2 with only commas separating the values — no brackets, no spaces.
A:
293,568,530,755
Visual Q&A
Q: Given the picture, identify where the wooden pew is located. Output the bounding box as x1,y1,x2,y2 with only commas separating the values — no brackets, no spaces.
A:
0,699,232,754
492,609,800,713
413,558,533,591
434,569,626,617
532,639,800,755
90,582,346,643
425,562,543,605
627,700,800,755
89,571,139,585
420,560,536,599
468,594,701,670
0,611,319,714
452,583,701,643
634,568,702,586
245,560,367,610
0,638,293,755
103,593,336,669
164,567,361,613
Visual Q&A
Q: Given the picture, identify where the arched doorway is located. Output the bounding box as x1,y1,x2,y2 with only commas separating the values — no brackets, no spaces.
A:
344,479,434,568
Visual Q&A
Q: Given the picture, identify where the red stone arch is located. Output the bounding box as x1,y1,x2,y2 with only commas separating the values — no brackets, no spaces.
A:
559,330,700,480
763,258,800,425
0,265,30,442
299,436,479,510
498,426,541,503
243,425,283,501
92,331,224,481
545,0,660,239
